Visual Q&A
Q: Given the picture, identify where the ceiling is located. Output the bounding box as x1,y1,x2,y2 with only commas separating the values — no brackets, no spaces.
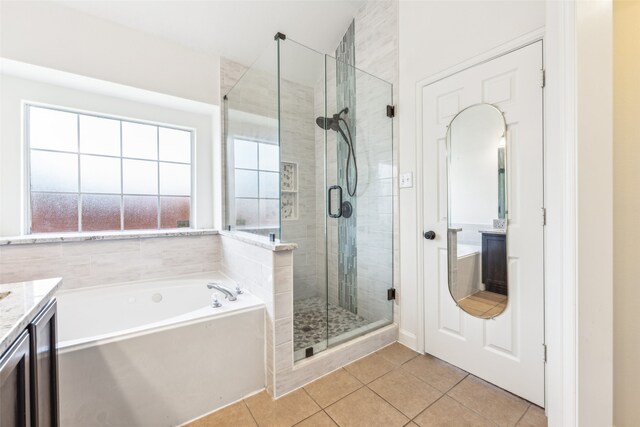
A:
52,0,365,67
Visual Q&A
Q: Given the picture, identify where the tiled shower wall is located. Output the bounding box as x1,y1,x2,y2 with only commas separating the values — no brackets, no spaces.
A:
0,235,220,290
220,57,320,301
318,0,400,322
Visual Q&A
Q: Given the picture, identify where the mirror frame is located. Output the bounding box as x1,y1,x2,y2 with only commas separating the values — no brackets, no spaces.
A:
445,103,508,319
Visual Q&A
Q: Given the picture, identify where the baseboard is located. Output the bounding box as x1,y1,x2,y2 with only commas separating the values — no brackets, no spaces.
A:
399,328,418,351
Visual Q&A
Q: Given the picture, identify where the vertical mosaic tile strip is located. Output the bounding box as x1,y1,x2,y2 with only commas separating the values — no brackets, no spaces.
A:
335,20,358,314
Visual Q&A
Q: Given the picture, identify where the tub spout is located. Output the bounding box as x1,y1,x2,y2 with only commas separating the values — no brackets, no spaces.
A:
207,282,237,301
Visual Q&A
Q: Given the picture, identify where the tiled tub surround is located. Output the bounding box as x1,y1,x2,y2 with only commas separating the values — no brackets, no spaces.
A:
57,272,265,427
218,233,397,398
0,233,221,290
0,277,61,354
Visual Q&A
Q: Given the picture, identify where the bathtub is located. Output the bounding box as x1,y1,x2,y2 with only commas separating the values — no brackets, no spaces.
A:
452,244,482,301
57,272,265,427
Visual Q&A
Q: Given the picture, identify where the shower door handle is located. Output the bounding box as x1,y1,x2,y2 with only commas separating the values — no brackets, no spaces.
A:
328,185,343,218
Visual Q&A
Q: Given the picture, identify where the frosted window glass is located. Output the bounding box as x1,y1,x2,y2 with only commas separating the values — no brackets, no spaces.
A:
260,199,279,228
235,199,259,228
29,107,78,152
259,171,279,198
123,159,158,195
235,170,258,198
160,197,190,228
82,195,121,231
30,150,78,192
123,196,157,229
122,122,157,160
31,193,78,232
159,163,190,196
80,115,120,156
234,139,257,169
81,155,121,194
259,143,279,171
159,128,191,163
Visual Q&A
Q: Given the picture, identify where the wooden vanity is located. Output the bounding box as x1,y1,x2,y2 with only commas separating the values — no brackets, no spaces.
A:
481,230,508,295
0,278,61,427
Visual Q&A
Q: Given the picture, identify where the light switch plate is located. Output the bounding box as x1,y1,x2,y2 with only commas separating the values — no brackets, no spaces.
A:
400,172,413,188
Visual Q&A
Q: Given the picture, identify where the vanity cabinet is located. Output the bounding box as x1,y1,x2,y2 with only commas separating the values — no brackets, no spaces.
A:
0,299,59,427
28,300,59,427
0,330,31,427
482,233,508,295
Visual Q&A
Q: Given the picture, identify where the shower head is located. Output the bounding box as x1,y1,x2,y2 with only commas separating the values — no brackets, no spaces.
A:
315,108,349,132
315,116,339,132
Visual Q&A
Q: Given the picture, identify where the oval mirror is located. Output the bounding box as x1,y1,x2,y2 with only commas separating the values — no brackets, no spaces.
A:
446,104,508,319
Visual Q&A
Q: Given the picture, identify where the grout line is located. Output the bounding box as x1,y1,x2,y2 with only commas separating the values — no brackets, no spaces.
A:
242,399,261,427
410,393,448,423
513,404,532,426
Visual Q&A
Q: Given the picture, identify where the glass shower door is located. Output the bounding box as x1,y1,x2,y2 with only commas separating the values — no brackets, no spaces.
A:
324,56,394,348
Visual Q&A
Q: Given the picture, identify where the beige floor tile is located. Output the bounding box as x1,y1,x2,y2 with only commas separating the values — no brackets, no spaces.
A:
414,396,494,427
448,376,529,427
304,368,362,408
325,387,409,427
404,423,420,427
186,401,257,427
471,291,507,303
376,342,419,366
368,369,442,418
401,354,467,392
458,297,496,313
245,389,320,427
485,304,507,317
516,405,547,427
344,352,396,384
294,411,338,426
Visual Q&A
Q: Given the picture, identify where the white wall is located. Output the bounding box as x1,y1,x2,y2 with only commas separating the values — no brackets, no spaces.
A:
0,0,220,105
614,2,640,424
397,0,545,349
0,66,218,235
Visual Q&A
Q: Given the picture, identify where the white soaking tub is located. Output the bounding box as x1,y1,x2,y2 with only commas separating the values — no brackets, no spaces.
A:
57,272,265,427
452,244,482,301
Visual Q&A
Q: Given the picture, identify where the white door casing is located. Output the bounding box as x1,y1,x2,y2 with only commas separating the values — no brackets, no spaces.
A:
422,41,544,406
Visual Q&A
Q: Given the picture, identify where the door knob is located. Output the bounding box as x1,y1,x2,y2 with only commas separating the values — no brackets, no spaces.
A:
424,231,436,240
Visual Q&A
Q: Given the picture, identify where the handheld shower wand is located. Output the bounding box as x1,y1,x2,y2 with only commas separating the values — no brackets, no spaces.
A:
315,108,358,197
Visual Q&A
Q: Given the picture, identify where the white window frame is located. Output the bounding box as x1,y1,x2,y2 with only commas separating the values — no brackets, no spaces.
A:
23,102,196,234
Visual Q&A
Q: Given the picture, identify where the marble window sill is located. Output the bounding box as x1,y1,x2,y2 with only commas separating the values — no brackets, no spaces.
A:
0,229,219,246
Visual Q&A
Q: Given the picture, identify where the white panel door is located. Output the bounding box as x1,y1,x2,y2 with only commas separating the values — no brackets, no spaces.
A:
422,41,544,405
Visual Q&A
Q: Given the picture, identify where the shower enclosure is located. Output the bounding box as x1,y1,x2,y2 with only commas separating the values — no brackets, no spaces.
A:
224,35,394,361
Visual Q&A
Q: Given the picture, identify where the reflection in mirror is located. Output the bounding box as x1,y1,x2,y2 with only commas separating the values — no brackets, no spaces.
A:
447,104,508,319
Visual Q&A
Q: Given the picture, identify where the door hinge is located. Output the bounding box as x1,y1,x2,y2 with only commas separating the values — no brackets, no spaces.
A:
541,207,547,226
386,105,395,118
540,69,546,88
387,288,396,300
543,344,548,363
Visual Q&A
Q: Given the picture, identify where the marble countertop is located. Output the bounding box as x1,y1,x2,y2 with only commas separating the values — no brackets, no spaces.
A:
479,229,507,235
219,230,298,251
0,278,61,355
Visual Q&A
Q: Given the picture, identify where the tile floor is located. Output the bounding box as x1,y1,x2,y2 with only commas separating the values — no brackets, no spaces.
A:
458,291,508,318
187,342,547,427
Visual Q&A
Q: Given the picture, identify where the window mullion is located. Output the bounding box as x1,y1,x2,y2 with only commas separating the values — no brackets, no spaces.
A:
77,114,82,232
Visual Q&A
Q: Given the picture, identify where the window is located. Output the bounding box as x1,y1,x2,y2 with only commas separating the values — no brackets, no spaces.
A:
26,105,193,233
233,139,279,229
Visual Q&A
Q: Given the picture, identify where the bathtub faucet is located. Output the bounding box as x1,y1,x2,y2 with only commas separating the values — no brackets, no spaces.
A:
207,282,237,301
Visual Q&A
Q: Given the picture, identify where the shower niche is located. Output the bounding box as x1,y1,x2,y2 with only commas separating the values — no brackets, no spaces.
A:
280,162,298,221
224,35,394,361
